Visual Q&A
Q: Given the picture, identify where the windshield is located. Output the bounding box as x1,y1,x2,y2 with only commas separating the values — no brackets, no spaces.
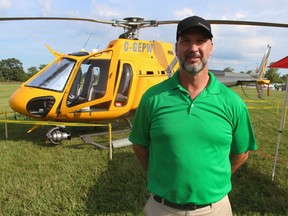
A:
26,58,75,92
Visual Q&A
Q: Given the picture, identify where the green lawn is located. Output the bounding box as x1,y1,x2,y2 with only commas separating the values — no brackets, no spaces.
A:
0,83,287,215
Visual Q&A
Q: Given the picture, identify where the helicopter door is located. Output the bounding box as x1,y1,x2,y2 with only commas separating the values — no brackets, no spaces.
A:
114,63,132,107
66,59,109,108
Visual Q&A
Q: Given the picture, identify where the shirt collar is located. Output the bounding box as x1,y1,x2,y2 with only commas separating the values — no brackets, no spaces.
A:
168,70,222,95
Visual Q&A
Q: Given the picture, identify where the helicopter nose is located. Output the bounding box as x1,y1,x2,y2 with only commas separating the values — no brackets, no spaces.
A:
9,88,30,116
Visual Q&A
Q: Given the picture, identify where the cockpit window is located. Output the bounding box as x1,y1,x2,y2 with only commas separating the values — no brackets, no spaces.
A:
67,58,110,107
115,63,132,106
26,58,75,92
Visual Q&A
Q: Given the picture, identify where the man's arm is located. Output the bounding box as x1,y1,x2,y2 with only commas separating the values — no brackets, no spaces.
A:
132,144,149,171
230,151,249,173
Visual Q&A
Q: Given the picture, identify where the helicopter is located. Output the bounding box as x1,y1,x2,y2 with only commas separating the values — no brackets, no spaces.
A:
2,16,288,144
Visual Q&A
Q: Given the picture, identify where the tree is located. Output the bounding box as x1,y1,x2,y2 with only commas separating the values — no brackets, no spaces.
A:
223,67,234,72
0,58,27,81
281,74,288,83
246,70,253,74
264,67,282,83
39,64,47,70
27,64,48,79
27,66,39,78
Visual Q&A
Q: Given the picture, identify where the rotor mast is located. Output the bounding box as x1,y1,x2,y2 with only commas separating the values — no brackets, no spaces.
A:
114,17,157,40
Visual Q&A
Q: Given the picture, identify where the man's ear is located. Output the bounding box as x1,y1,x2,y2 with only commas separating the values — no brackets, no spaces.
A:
210,41,214,56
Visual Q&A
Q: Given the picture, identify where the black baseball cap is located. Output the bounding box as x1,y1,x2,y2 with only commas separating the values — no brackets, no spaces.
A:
176,16,213,40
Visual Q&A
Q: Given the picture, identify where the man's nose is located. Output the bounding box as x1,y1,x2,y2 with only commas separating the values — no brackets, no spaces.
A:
189,43,198,52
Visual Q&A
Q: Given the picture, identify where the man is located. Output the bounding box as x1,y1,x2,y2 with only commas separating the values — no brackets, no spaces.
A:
129,16,257,216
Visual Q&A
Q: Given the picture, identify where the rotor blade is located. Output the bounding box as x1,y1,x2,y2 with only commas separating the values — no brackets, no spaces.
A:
208,20,288,28
156,20,288,28
1,17,288,29
0,16,114,25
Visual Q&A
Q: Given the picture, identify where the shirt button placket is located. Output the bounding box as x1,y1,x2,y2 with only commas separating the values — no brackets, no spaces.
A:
189,102,194,115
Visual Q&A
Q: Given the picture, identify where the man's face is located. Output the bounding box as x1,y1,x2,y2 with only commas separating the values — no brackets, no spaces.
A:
176,28,213,75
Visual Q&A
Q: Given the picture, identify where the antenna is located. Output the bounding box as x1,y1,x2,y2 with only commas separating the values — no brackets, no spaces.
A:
82,33,93,50
92,44,100,53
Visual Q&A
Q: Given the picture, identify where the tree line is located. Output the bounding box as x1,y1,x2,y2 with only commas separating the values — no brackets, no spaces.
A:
0,58,46,82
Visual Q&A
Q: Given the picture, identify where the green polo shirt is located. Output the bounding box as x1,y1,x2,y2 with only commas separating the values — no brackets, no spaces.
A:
129,70,257,205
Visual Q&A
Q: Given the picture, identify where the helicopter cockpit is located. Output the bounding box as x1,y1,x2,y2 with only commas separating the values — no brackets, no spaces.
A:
22,53,113,117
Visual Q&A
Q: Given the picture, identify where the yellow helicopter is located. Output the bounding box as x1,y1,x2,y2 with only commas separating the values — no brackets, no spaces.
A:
2,16,288,144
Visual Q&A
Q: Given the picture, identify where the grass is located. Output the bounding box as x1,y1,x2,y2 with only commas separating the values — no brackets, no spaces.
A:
0,83,288,215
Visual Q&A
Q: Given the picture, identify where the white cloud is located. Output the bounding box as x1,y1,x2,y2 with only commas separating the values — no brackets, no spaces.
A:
235,12,246,19
38,0,52,16
91,1,122,18
221,12,246,21
173,8,194,19
0,0,11,10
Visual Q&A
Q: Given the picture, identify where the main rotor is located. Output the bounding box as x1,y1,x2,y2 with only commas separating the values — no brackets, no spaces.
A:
0,16,288,40
112,17,158,39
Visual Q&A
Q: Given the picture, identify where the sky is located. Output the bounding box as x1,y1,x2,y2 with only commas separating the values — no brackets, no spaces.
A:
0,0,288,75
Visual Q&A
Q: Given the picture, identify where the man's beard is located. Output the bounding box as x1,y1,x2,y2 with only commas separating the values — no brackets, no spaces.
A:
179,56,208,75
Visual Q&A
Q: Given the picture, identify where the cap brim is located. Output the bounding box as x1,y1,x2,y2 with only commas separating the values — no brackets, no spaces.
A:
177,26,213,40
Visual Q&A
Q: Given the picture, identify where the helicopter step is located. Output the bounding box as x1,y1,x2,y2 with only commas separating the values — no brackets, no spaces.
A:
112,138,132,148
79,129,132,149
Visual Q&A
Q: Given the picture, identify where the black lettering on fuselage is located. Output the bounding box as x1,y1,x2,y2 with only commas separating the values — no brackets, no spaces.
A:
123,41,153,53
